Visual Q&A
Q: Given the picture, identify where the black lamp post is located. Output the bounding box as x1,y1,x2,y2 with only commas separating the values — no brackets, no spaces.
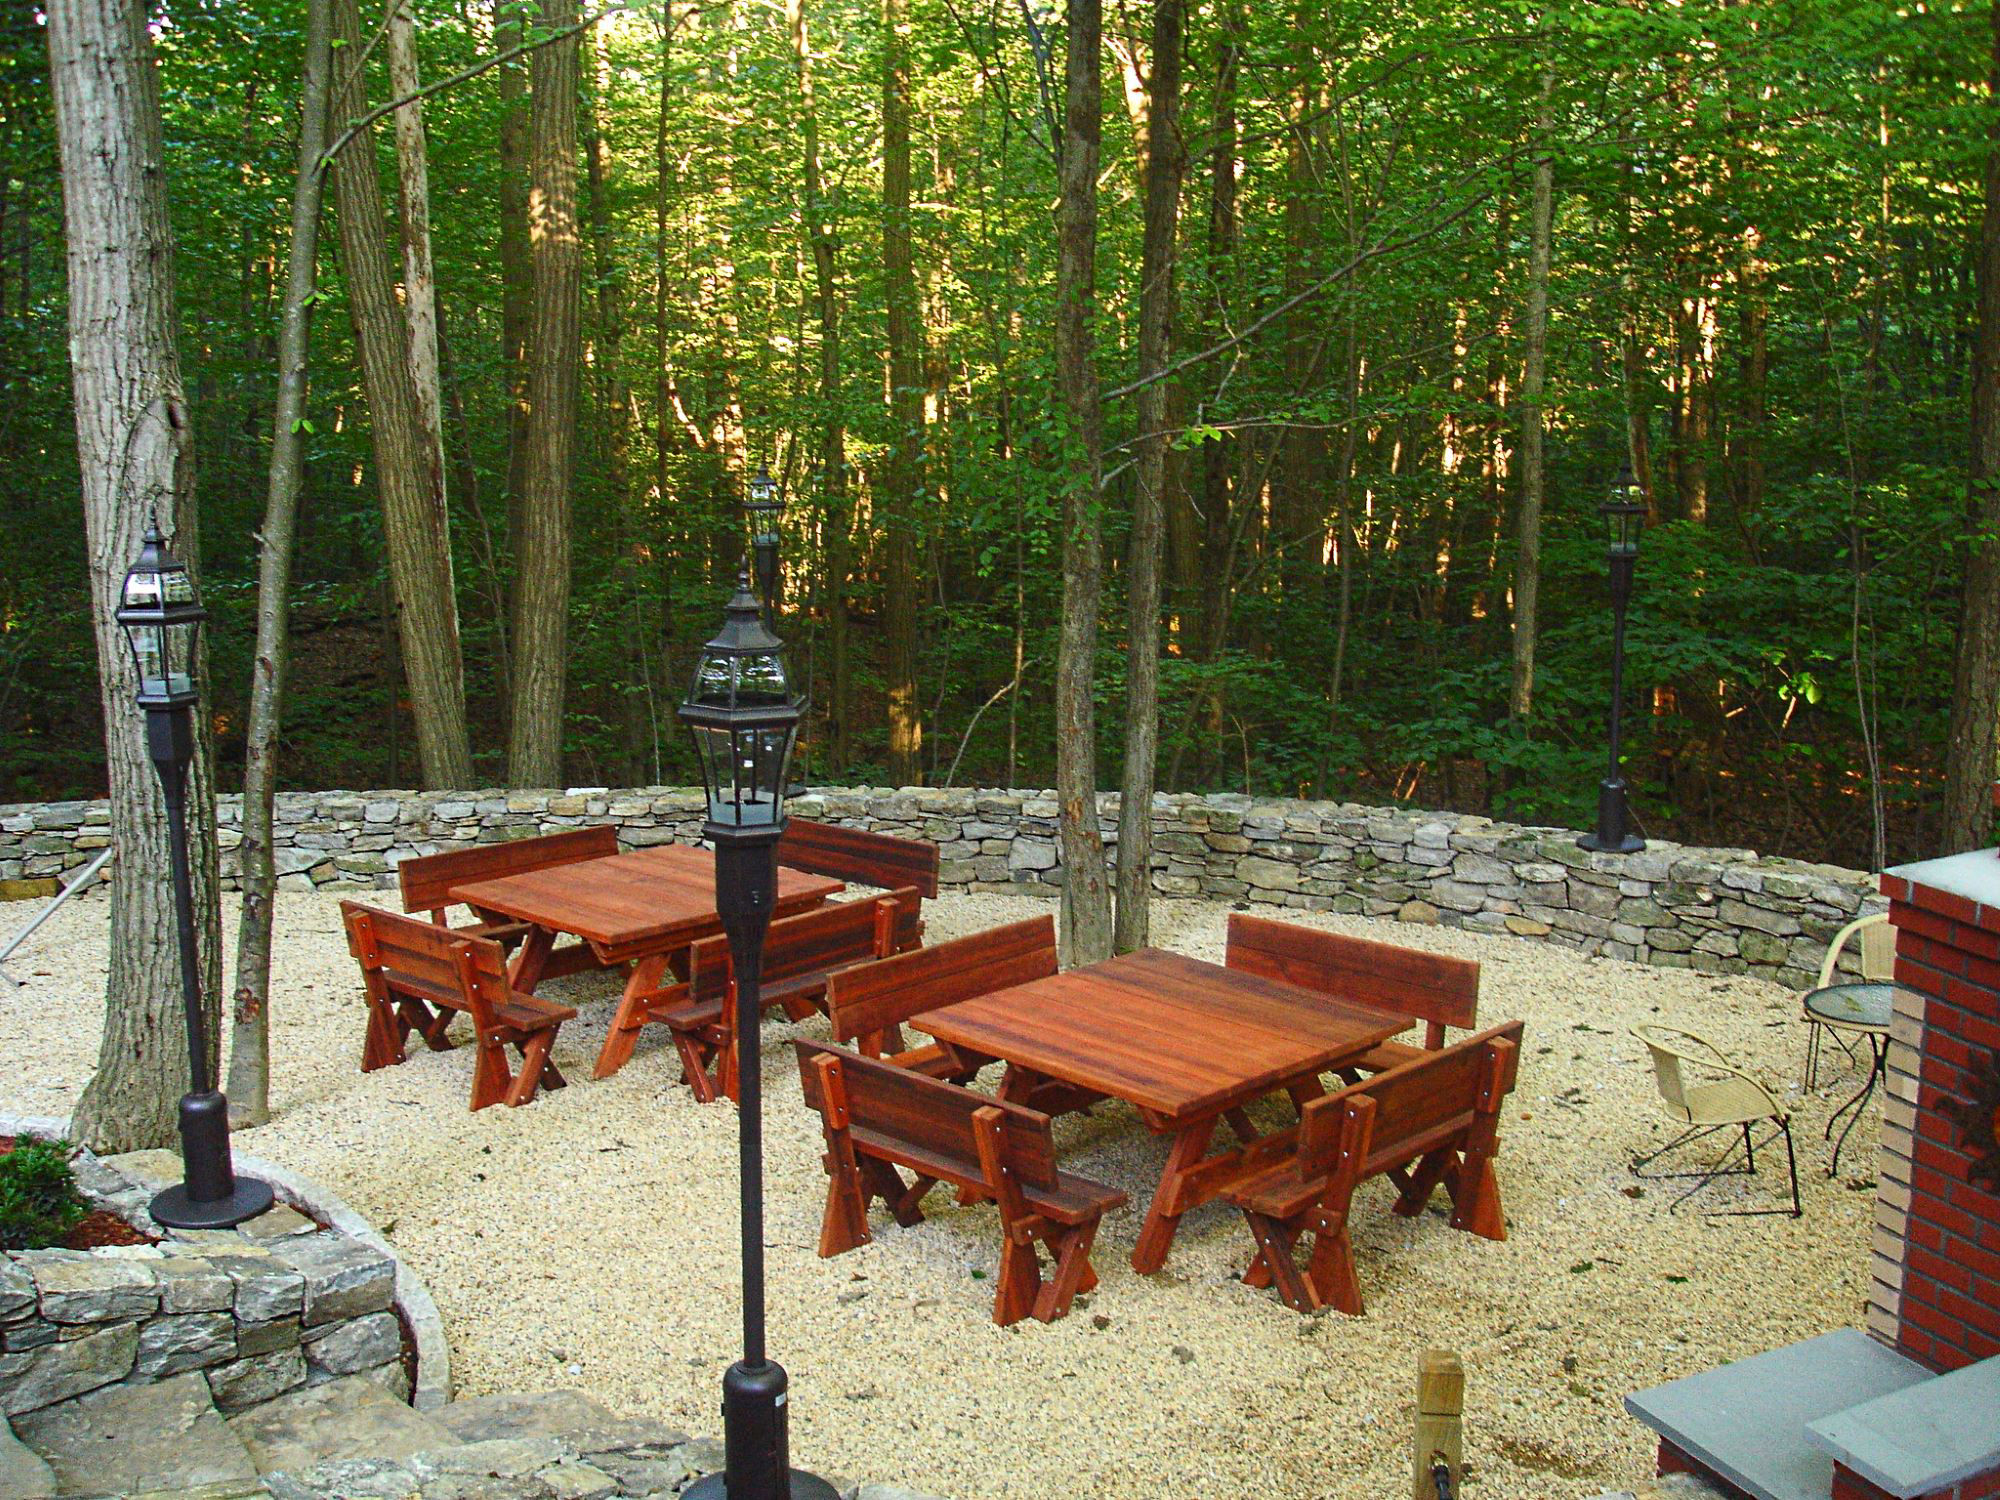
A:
1578,467,1648,855
745,461,785,626
115,519,273,1230
679,573,835,1500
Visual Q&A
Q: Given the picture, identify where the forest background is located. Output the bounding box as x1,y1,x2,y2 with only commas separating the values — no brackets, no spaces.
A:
5,0,1997,882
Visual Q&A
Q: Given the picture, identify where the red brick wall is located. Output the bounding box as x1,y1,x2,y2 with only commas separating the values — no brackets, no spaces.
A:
1658,1439,1756,1499
1881,870,2000,1373
1831,1459,2000,1500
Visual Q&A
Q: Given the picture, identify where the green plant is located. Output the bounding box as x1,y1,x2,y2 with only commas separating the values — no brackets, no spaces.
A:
0,1135,89,1251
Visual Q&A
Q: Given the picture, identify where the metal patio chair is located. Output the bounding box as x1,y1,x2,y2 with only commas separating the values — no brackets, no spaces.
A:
1631,1025,1801,1218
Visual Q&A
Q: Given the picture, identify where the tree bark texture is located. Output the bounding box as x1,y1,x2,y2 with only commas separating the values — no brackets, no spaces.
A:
50,0,223,1152
881,0,922,785
1942,0,2000,852
1509,69,1553,722
507,0,581,785
1115,0,1184,953
1054,0,1113,966
227,0,334,1126
328,0,473,789
498,0,533,596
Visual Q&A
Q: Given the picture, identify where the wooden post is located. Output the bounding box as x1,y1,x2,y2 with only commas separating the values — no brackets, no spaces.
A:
1413,1348,1465,1500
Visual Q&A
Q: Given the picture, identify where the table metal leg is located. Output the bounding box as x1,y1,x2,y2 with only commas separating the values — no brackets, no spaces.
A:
1825,1033,1887,1177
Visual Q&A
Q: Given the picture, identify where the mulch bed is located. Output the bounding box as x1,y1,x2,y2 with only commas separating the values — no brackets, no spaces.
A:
0,1135,160,1250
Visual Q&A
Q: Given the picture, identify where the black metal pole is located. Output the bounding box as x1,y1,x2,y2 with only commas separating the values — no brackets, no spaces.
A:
689,825,837,1500
1580,552,1644,854
144,701,272,1230
752,532,780,630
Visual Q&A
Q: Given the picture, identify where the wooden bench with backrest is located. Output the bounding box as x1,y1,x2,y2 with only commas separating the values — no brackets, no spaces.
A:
822,914,1057,1083
395,825,619,979
1225,912,1479,1076
778,818,940,900
659,887,924,1103
341,901,576,1111
795,1040,1126,1326
1219,1019,1523,1315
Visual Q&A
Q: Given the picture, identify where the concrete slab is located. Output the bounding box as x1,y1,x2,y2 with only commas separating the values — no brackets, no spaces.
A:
12,1371,259,1497
1806,1352,2000,1497
1623,1330,1932,1500
226,1372,453,1476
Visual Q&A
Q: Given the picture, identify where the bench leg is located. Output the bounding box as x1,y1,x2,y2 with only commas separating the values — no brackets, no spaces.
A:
1302,1209,1362,1316
407,999,455,1053
817,1139,873,1258
1239,1211,1318,1311
1032,1218,1101,1323
503,1030,559,1108
673,1026,724,1105
361,1003,406,1072
1391,1148,1457,1219
469,1034,514,1112
992,1231,1042,1327
1447,1152,1506,1241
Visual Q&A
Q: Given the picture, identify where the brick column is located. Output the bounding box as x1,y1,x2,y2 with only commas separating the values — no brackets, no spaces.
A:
1872,850,2000,1373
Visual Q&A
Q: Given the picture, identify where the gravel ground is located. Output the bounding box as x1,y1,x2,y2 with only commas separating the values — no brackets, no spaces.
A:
0,886,1877,1500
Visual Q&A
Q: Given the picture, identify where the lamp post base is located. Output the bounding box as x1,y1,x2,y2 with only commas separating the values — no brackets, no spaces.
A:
682,1471,841,1500
150,1176,273,1231
683,1358,839,1500
1577,778,1645,855
1576,831,1646,854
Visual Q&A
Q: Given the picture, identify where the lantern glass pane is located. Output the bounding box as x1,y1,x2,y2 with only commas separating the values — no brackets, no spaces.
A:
131,622,166,686
692,650,735,709
164,619,196,693
737,650,787,704
693,724,733,824
123,569,163,611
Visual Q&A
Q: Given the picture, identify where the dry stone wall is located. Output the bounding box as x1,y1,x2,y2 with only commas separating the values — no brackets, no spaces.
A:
0,786,1884,990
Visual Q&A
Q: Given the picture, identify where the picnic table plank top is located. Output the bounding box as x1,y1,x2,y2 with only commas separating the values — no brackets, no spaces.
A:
448,842,844,953
915,947,1408,1122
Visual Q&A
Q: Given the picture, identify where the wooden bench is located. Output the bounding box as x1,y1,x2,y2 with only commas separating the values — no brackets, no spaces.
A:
795,1040,1126,1326
1219,1019,1523,1315
1225,913,1479,1075
396,825,618,979
341,901,577,1111
778,818,940,899
823,914,1057,1081
662,888,924,1103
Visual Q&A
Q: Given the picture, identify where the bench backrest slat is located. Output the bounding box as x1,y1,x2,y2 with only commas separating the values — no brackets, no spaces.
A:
342,899,511,1033
795,1040,1060,1191
396,825,619,918
1300,1019,1524,1178
778,819,940,899
1226,913,1479,1047
825,915,1056,1049
684,888,923,1004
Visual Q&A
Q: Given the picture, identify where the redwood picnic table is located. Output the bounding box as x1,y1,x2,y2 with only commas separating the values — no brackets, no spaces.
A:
913,947,1409,1274
449,842,843,1080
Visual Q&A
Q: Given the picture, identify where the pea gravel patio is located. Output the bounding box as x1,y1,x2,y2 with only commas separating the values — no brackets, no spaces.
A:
0,887,1877,1499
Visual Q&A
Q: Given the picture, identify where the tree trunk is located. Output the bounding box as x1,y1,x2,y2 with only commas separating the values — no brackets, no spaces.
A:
498,0,533,617
385,0,445,517
1054,0,1113,966
1114,0,1183,953
881,0,922,785
1942,0,2000,852
507,0,581,785
227,0,334,1127
1509,68,1553,722
51,0,221,1152
328,0,473,788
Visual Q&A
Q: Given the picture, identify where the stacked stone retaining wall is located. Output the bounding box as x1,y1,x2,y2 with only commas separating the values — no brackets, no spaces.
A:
0,786,1885,990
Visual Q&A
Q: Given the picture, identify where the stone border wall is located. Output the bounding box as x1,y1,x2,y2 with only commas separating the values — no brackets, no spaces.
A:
0,786,1885,990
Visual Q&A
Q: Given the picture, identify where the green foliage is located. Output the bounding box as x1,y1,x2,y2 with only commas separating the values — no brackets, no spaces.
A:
0,1136,88,1252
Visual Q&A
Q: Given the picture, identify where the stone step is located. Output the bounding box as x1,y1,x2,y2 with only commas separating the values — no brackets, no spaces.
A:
10,1371,260,1498
227,1372,455,1477
0,1416,57,1500
1587,1476,1738,1500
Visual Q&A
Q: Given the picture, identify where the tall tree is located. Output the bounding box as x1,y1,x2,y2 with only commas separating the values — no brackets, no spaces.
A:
1509,66,1554,722
1114,0,1185,952
507,0,582,784
51,0,221,1151
1054,0,1113,965
384,0,447,530
227,0,334,1126
497,0,533,627
1943,0,2000,852
327,0,473,789
881,0,923,784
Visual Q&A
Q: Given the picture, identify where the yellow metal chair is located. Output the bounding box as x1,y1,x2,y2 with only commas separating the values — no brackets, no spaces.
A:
1801,912,1896,1089
1632,1025,1801,1218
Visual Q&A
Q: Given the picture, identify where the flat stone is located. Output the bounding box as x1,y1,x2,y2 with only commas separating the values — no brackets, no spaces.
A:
237,1316,302,1357
272,1235,395,1329
0,1319,138,1415
1717,897,1801,937
1806,1347,2000,1497
206,1347,307,1413
1504,915,1551,936
585,1447,691,1493
0,1266,32,1322
411,1435,569,1480
0,1417,56,1499
236,1205,316,1243
30,1256,158,1323
228,1371,453,1476
1397,899,1440,925
208,1252,305,1323
134,1311,236,1378
303,1311,399,1377
855,1486,954,1500
675,1436,726,1476
259,1454,422,1499
431,1389,619,1445
1238,855,1300,891
538,1459,619,1498
155,1258,234,1314
14,1371,258,1495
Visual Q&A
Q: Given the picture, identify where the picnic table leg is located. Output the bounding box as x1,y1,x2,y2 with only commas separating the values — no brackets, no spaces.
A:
507,925,556,992
1132,1117,1218,1274
594,952,670,1079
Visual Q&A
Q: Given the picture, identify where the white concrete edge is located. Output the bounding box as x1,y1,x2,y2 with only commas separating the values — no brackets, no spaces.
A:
0,1112,452,1412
